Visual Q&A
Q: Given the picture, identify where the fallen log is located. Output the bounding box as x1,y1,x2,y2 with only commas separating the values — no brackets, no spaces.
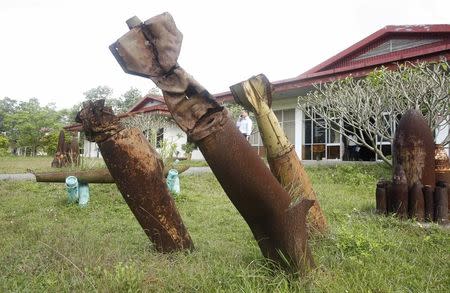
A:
34,164,190,183
76,100,193,252
109,13,314,272
230,74,327,234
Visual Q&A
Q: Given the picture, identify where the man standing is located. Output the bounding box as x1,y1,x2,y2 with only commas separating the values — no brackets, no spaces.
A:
236,110,253,141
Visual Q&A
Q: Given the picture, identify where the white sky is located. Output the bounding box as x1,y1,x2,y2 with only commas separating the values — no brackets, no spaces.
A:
0,0,448,109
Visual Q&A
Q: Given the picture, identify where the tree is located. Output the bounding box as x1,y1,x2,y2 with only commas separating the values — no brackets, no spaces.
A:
2,98,64,155
297,60,450,165
114,87,142,113
0,97,18,133
83,86,113,101
120,113,172,148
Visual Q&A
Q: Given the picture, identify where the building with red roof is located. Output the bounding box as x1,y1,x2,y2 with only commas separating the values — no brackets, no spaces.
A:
68,24,450,160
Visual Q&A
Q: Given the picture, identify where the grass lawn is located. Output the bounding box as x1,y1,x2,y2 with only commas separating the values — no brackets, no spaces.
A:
0,156,207,174
0,162,449,292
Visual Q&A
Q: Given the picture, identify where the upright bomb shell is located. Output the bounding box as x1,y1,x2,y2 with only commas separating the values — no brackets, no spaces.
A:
393,109,435,188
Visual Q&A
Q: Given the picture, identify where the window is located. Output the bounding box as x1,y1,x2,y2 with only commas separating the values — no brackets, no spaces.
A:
274,109,296,144
303,112,341,160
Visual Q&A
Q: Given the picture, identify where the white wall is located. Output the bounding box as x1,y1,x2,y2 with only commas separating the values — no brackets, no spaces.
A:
435,117,450,156
83,140,101,158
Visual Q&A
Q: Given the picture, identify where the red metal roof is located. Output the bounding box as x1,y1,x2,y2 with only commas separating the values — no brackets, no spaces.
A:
66,24,450,131
214,24,450,103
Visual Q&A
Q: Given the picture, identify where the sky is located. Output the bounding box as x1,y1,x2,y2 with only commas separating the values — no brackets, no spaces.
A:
0,0,449,110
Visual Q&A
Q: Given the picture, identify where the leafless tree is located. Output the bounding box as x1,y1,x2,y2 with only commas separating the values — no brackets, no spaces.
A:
120,113,173,148
298,60,450,166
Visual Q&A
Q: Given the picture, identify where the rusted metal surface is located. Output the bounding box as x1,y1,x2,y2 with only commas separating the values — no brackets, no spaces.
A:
68,133,80,166
34,165,190,184
230,74,327,234
36,168,114,183
393,109,435,189
408,182,424,221
51,130,67,168
434,185,448,224
422,185,434,221
376,181,387,214
77,100,193,252
385,181,393,213
392,164,408,218
435,144,450,212
110,13,315,271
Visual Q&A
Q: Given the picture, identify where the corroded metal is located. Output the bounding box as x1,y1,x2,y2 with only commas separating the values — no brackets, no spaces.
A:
51,130,67,168
68,133,80,166
434,184,448,224
110,12,314,271
77,100,193,252
422,185,434,221
393,109,435,189
408,182,424,221
376,181,387,214
230,74,327,234
392,164,408,218
434,144,450,212
34,165,190,184
385,181,393,213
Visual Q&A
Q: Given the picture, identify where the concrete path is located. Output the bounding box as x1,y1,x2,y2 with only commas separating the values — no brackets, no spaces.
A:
0,173,36,181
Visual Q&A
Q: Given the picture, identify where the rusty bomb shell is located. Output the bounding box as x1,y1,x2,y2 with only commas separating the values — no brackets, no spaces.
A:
109,12,315,271
385,180,393,213
422,185,434,221
435,144,450,212
230,74,327,234
434,184,448,224
77,100,193,252
392,164,408,218
393,109,435,189
408,182,425,221
376,180,387,214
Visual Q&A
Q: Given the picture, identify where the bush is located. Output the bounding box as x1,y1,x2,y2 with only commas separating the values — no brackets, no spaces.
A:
0,135,9,156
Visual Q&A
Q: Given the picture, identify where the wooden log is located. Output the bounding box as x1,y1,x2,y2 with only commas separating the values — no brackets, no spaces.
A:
76,100,193,252
376,181,387,214
408,182,424,221
422,185,434,222
434,183,448,224
34,165,190,184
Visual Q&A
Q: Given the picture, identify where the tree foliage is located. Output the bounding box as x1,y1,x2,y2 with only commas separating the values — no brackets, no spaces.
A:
297,60,450,165
0,98,65,155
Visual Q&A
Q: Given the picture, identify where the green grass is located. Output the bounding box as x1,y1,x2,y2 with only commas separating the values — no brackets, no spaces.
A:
0,163,449,292
0,156,106,174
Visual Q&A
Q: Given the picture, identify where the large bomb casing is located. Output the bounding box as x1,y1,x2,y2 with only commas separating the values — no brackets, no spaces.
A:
393,109,435,189
109,13,315,272
230,74,327,234
77,100,193,253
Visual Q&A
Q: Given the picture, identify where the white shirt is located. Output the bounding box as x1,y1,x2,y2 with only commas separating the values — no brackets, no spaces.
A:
348,135,357,146
237,116,253,136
